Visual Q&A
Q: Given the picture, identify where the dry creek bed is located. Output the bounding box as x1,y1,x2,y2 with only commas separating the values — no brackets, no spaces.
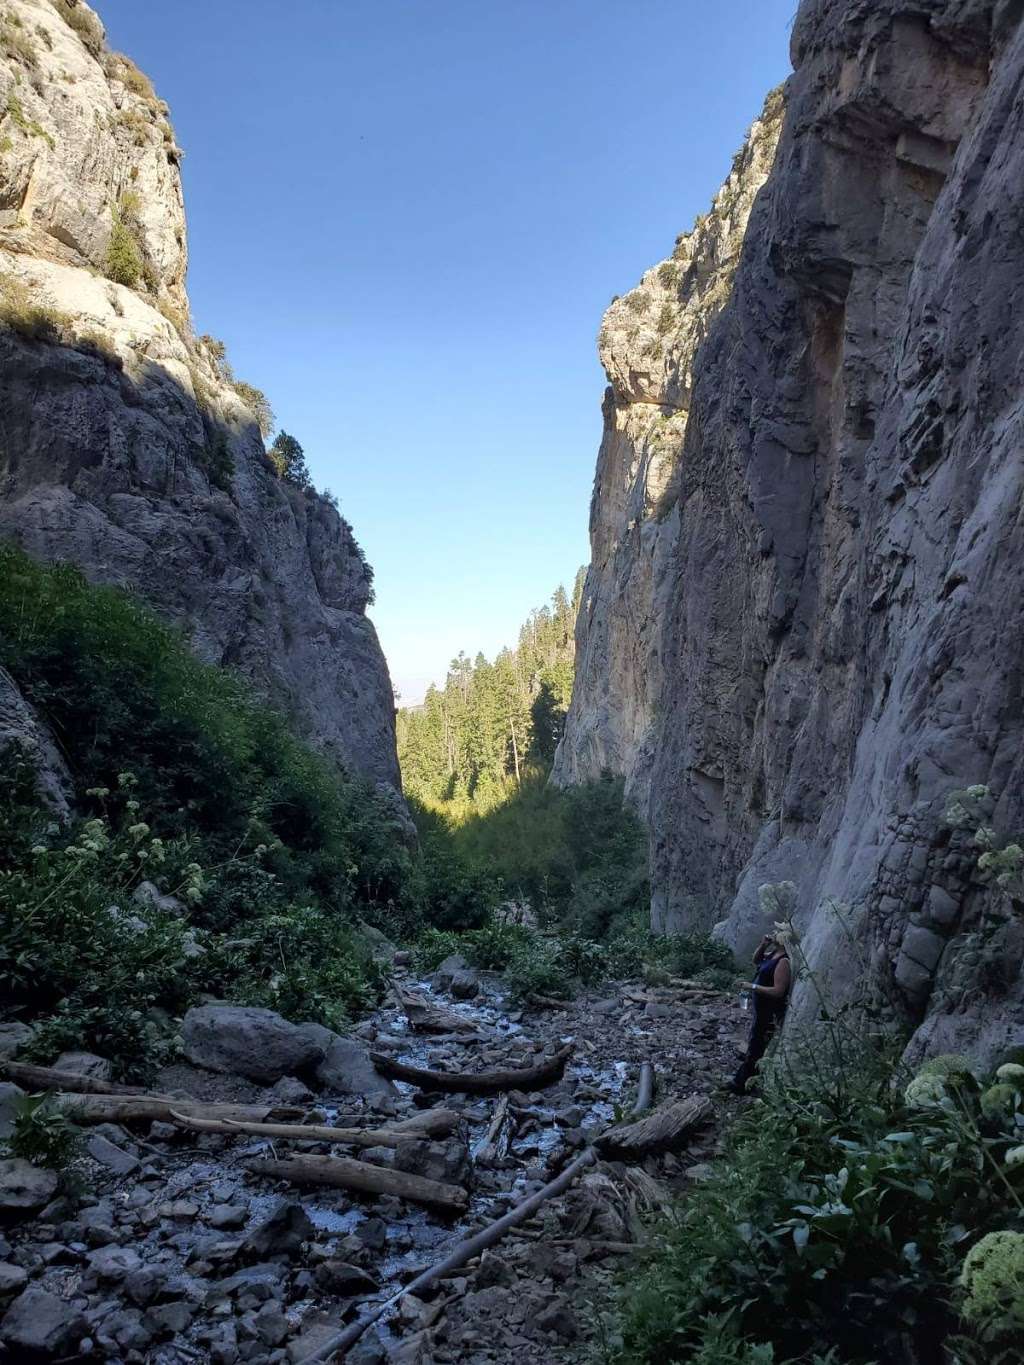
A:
0,962,750,1364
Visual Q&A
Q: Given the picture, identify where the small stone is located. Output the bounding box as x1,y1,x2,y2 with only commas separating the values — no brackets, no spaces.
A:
314,1260,379,1295
208,1203,248,1230
241,1201,313,1259
159,1199,200,1219
537,1298,577,1340
0,1084,26,1141
87,1244,143,1282
146,1300,194,1335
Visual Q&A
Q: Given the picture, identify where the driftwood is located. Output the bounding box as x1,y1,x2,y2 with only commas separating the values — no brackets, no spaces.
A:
247,1153,468,1215
53,1095,303,1126
391,984,483,1035
0,1062,169,1098
293,1058,657,1365
595,1094,712,1159
169,1109,461,1148
294,1145,598,1364
632,1062,655,1117
370,1043,573,1095
473,1095,511,1165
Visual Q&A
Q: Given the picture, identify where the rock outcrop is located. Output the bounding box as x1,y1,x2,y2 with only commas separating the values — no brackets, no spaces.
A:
0,0,401,796
556,0,1024,1065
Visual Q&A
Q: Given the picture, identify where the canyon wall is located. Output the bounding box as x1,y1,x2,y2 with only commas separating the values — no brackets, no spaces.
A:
556,0,1024,1064
0,0,402,798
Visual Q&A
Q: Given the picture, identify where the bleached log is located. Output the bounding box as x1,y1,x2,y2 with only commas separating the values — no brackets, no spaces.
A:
595,1094,712,1158
53,1095,303,1126
392,984,483,1035
169,1108,461,1148
1,1061,168,1097
247,1153,468,1215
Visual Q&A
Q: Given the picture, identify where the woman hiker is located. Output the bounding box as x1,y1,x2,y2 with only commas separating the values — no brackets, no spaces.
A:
729,932,791,1094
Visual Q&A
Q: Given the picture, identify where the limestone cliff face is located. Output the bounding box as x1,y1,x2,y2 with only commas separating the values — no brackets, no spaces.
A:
557,0,1024,1064
0,0,402,796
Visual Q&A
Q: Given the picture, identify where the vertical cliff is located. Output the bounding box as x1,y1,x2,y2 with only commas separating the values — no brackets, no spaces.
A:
558,0,1024,1064
0,0,402,796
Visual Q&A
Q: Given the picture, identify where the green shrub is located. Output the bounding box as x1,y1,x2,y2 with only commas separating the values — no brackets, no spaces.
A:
3,1094,84,1177
608,1043,1024,1365
0,546,435,1074
105,210,142,288
231,379,275,437
655,302,676,336
1,15,39,69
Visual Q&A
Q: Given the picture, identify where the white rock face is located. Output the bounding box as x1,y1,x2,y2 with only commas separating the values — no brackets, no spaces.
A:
0,1,402,796
557,1,1024,1066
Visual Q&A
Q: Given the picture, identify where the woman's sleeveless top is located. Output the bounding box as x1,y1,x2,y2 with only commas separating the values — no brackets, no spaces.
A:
754,951,789,1017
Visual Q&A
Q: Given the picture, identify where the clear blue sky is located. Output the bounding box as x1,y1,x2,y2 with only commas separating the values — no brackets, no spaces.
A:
97,0,795,704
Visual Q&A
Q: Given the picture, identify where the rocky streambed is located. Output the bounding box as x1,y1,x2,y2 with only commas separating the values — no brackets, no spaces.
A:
0,957,748,1364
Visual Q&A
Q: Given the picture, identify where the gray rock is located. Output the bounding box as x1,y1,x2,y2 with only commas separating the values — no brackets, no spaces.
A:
268,1076,315,1105
551,1,1024,1069
312,1033,398,1101
86,1133,140,1177
432,953,481,999
0,670,73,820
0,1286,87,1357
0,1084,26,1141
241,1201,313,1259
87,1245,143,1282
207,1203,248,1231
313,1260,379,1295
0,1262,28,1296
0,1159,59,1218
182,1005,326,1083
394,1138,471,1187
146,1300,194,1336
0,1023,34,1062
53,1051,113,1081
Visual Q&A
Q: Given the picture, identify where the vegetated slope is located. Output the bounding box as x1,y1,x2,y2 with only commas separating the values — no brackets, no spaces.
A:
0,547,456,1077
397,573,584,816
556,0,1024,1067
0,0,401,796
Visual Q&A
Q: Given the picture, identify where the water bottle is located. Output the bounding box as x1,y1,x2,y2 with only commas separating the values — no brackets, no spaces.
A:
740,989,752,1012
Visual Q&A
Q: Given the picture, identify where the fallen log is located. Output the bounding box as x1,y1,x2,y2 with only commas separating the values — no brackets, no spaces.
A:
247,1153,468,1215
53,1095,304,1126
293,1057,656,1364
595,1094,712,1159
169,1109,461,1148
632,1062,655,1117
473,1095,511,1165
294,1146,597,1364
0,1062,169,1098
370,1043,573,1095
525,993,571,1010
391,984,483,1035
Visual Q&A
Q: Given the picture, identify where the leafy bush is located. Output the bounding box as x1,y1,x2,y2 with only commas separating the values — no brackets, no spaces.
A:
608,1044,1024,1365
0,546,444,1074
3,1094,84,1178
105,209,142,288
231,378,275,437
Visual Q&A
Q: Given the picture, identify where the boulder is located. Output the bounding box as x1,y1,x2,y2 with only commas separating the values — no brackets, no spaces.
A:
85,1133,139,1177
87,1245,143,1283
53,1051,113,1081
0,1159,58,1219
0,1083,25,1141
313,1260,379,1295
0,1286,87,1357
433,953,481,999
310,1032,398,1101
181,1006,326,1083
